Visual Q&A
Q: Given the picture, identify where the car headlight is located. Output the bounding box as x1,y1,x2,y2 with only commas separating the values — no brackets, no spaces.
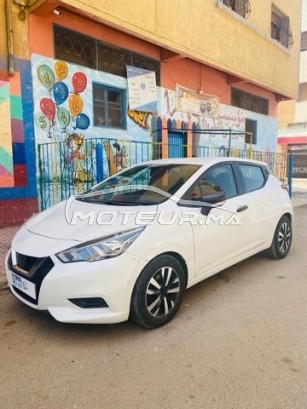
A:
56,227,145,263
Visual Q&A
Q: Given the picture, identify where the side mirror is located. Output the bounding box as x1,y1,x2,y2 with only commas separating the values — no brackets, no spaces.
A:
201,191,226,205
177,190,226,209
200,191,226,216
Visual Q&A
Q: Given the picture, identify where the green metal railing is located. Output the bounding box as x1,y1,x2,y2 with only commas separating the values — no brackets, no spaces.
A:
37,138,288,211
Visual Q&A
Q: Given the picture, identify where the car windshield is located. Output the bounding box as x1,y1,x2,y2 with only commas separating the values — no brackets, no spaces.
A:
77,164,201,205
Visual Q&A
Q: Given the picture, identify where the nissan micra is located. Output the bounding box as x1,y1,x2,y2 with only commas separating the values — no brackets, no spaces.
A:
6,157,293,328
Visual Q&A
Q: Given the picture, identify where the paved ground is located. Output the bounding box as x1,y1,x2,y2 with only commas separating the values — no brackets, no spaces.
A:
1,204,307,409
0,225,21,291
1,188,307,292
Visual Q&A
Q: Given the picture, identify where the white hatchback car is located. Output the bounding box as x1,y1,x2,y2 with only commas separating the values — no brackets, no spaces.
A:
6,157,293,328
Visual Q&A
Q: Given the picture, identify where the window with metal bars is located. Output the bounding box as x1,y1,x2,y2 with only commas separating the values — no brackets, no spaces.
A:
271,6,293,49
231,88,269,115
54,25,96,68
222,0,251,18
53,25,161,84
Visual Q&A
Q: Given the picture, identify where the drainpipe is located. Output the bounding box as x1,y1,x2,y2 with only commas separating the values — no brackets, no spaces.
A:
6,0,15,76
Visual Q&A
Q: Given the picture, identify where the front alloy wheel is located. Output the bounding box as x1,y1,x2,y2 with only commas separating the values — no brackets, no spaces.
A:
130,255,185,328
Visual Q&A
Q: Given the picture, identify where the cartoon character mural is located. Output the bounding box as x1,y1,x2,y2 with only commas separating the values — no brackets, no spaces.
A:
65,133,85,183
103,141,128,176
128,109,151,129
35,60,90,182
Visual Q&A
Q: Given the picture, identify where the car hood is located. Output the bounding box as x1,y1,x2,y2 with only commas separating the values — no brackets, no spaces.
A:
25,199,158,242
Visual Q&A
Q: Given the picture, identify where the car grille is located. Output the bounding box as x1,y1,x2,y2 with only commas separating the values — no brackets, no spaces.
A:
8,251,54,305
15,252,38,273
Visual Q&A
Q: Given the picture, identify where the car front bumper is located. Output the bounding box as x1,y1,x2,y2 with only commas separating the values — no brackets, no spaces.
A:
5,249,147,324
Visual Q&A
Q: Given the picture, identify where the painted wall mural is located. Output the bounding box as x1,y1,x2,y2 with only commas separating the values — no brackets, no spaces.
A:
0,78,14,187
32,54,150,143
32,54,279,211
32,54,156,192
32,53,277,186
33,59,91,183
159,87,277,153
0,60,38,226
0,71,29,189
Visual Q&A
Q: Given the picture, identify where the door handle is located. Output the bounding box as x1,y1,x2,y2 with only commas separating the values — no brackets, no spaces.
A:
237,205,248,212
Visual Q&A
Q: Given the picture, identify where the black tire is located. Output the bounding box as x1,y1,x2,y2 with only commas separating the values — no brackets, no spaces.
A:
130,255,186,329
267,215,292,259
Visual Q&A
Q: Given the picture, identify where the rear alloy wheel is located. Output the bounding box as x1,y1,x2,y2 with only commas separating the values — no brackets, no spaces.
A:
130,255,185,329
267,215,292,259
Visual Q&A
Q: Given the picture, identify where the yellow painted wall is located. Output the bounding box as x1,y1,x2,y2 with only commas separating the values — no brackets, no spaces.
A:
41,0,301,99
0,0,30,60
0,0,6,56
1,0,300,100
278,100,296,129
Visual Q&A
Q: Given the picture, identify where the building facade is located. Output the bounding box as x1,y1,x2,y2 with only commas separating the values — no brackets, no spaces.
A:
0,0,301,226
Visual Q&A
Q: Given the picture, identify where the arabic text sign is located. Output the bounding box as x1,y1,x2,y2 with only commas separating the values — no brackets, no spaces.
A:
126,66,157,112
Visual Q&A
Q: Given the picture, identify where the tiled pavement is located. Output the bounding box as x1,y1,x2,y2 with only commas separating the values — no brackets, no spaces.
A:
1,190,307,292
0,225,21,291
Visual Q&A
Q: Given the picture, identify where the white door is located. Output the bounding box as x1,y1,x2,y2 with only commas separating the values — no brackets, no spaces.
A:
180,163,250,278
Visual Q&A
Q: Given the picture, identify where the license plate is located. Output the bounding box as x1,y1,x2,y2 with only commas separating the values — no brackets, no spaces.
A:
10,271,36,299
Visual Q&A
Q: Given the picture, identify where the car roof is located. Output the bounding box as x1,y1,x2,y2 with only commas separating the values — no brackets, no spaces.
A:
144,157,268,167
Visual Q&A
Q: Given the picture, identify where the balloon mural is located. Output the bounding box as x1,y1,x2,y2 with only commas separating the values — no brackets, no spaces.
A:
37,64,55,92
36,61,90,137
36,61,90,184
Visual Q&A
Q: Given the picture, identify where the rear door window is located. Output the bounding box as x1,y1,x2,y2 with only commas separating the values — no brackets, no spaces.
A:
239,164,266,192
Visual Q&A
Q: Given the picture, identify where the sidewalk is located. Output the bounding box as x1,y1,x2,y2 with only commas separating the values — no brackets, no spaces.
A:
1,190,307,292
0,225,21,291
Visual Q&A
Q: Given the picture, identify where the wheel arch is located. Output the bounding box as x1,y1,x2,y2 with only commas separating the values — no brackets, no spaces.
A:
157,251,189,288
268,212,293,245
129,251,189,328
266,212,293,259
283,212,293,223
